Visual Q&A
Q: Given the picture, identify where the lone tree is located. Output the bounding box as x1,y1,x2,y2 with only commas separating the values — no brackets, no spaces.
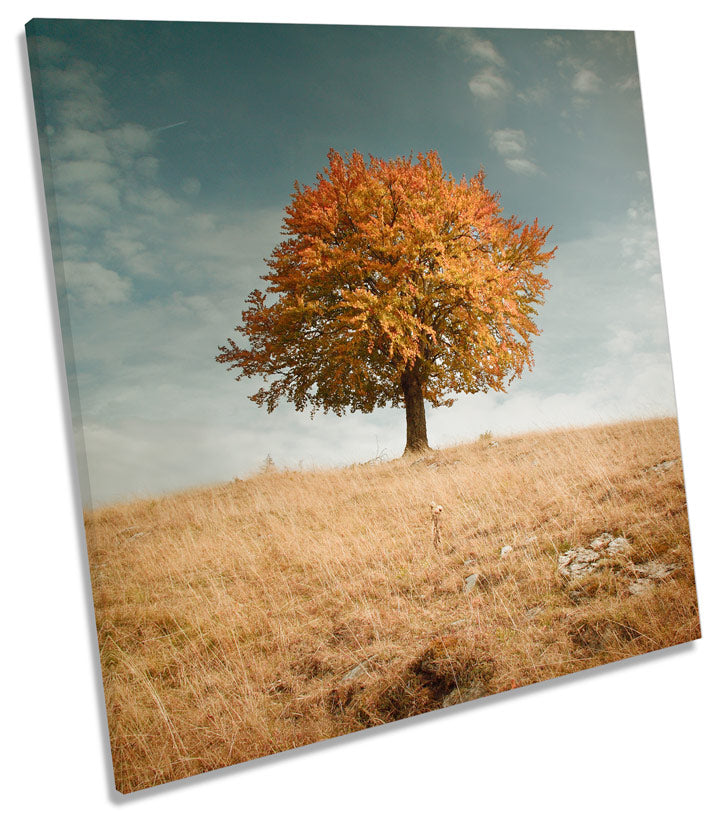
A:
217,149,555,453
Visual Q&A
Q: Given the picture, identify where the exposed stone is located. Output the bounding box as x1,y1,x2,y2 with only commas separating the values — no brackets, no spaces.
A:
588,532,614,550
500,545,513,558
558,546,602,580
634,559,679,579
649,459,679,473
442,680,487,708
629,578,655,595
558,531,680,595
463,573,479,593
606,537,631,555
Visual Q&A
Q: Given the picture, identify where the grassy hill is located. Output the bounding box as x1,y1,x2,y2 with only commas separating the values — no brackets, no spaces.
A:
86,417,700,792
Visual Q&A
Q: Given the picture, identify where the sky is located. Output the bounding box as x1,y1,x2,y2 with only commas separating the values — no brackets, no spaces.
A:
26,19,676,507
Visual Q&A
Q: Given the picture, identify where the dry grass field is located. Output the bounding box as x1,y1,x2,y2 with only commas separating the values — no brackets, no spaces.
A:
86,417,700,793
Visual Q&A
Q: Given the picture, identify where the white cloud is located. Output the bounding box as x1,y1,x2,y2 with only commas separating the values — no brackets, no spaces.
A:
64,261,132,307
453,32,505,66
505,157,541,176
489,128,541,175
572,68,602,94
182,177,202,196
517,84,549,105
42,61,111,128
618,75,640,91
543,34,569,52
489,128,527,157
468,68,511,99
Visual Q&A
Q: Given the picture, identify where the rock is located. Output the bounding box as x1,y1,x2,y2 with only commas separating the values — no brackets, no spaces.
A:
463,573,479,593
559,532,633,580
629,578,655,595
649,459,678,473
588,532,614,550
558,531,680,595
558,546,602,580
500,545,513,558
606,537,631,555
442,681,487,708
634,559,679,579
342,661,371,681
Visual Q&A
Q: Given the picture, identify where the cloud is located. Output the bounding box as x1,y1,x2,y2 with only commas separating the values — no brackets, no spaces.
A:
621,200,660,274
543,34,569,51
64,261,132,307
618,75,640,92
451,31,505,66
517,84,549,105
41,60,111,128
468,68,511,100
504,157,541,176
489,128,541,175
489,128,527,157
182,177,202,196
572,68,602,94
443,30,510,101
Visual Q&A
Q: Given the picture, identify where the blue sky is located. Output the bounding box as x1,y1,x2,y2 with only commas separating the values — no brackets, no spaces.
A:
27,20,676,507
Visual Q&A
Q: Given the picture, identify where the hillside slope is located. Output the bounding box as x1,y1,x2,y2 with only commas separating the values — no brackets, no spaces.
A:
86,417,700,792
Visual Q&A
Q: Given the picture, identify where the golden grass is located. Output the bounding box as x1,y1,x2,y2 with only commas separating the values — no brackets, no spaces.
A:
86,417,700,793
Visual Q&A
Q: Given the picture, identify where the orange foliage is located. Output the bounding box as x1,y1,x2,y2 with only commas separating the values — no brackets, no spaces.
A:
217,149,555,417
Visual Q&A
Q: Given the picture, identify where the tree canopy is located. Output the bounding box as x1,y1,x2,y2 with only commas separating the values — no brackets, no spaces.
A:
217,149,555,452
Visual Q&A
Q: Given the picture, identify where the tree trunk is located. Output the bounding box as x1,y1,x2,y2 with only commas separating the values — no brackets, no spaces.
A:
401,364,429,454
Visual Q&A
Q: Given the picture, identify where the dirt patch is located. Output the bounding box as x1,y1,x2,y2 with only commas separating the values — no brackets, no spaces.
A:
326,633,494,726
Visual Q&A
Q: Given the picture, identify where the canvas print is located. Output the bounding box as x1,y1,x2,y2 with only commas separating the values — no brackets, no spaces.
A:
26,19,701,793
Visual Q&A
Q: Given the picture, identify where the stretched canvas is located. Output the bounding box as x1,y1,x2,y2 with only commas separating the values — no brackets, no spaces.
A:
26,18,701,793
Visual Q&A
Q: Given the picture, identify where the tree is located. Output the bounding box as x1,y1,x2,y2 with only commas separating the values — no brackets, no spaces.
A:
217,149,555,453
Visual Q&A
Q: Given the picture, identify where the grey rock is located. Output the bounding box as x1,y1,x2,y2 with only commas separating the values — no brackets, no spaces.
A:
463,573,479,593
442,681,487,708
606,537,631,555
500,545,514,558
633,560,679,580
588,532,614,550
629,578,655,595
558,546,602,580
650,459,678,473
559,533,632,580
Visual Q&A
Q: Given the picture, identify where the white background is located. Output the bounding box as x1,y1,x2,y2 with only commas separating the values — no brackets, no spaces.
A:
3,2,717,816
